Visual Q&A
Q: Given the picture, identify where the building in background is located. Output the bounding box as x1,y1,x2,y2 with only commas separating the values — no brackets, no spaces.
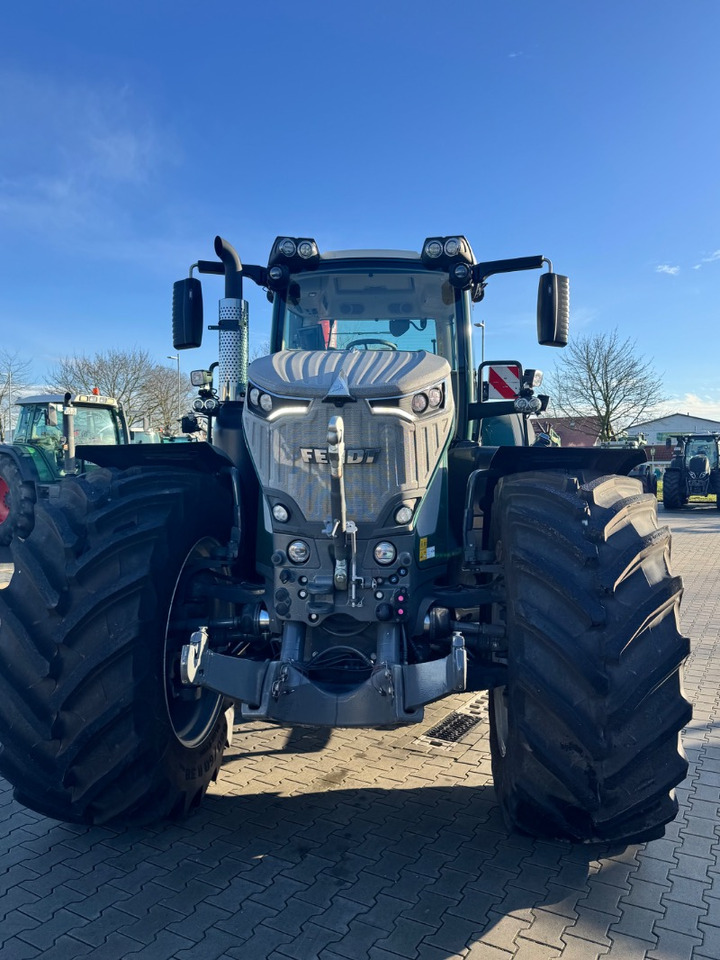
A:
624,413,720,446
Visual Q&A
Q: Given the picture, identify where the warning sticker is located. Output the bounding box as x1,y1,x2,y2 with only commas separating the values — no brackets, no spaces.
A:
419,539,435,562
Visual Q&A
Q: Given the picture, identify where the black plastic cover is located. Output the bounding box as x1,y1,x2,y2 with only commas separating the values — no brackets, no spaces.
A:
172,277,204,350
537,273,569,347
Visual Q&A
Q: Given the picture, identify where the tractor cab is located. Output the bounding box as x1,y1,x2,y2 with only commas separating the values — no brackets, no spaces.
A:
12,394,127,477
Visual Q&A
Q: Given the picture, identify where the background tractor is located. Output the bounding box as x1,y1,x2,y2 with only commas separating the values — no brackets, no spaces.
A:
0,235,689,844
0,392,129,545
662,434,720,510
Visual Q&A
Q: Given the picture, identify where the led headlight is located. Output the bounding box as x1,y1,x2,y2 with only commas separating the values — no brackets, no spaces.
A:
259,393,273,413
425,240,443,259
272,504,290,523
394,506,414,525
249,387,260,406
411,393,429,414
287,540,310,564
444,237,461,257
297,240,316,259
278,238,297,257
427,386,443,408
451,262,471,283
374,541,396,565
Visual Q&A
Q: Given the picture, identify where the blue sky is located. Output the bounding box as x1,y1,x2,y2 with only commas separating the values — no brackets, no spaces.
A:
2,1,719,419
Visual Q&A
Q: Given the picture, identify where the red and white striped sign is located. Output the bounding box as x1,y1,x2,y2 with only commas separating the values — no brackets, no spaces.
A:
486,364,521,399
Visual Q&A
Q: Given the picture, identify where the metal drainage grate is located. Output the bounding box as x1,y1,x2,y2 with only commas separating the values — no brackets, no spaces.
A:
424,711,482,744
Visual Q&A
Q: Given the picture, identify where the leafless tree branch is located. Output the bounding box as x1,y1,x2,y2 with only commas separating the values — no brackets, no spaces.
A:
546,330,666,441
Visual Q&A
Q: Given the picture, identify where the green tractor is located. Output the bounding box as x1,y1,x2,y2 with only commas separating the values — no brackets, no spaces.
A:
0,235,689,843
662,434,720,510
0,392,129,545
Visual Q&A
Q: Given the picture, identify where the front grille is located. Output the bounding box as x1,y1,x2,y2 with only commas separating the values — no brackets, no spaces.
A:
245,401,453,524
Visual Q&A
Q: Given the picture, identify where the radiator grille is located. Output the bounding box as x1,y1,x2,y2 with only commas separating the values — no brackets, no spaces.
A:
244,401,453,523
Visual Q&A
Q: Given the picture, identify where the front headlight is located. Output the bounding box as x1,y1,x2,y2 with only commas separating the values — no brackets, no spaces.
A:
287,540,310,564
374,541,397,565
411,393,429,414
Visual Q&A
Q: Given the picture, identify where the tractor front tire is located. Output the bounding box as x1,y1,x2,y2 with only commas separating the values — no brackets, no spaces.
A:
488,471,690,844
0,455,36,546
662,469,684,510
0,465,236,825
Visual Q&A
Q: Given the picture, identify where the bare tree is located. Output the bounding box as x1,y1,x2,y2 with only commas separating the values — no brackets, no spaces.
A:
0,351,34,442
546,330,666,441
45,348,192,434
142,364,194,436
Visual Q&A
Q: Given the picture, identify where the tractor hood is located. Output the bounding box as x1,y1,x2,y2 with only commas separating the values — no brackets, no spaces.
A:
248,349,450,400
243,349,454,526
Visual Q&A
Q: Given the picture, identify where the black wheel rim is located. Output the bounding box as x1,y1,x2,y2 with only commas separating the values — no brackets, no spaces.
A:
164,537,225,747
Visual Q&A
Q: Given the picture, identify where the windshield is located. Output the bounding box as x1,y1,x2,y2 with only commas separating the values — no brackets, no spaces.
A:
686,439,718,467
16,404,123,446
276,266,459,368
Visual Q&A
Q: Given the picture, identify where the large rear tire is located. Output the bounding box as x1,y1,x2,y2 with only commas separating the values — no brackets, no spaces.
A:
0,454,36,545
0,465,236,825
662,469,684,510
488,472,690,844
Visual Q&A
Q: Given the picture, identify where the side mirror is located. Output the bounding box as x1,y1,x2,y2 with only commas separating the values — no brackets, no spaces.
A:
172,277,204,350
181,414,202,434
537,273,569,347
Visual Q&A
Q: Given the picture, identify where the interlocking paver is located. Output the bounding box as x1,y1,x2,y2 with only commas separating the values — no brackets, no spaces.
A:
472,912,532,952
661,899,710,943
661,874,712,906
517,907,572,948
291,918,364,959
1,508,720,960
374,916,437,957
558,933,610,959
647,927,703,960
313,894,371,933
696,921,720,959
0,937,42,960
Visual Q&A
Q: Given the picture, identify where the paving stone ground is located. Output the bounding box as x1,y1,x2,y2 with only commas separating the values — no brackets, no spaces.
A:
0,503,718,959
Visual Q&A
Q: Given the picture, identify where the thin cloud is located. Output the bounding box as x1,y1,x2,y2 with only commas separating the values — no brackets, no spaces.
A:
667,392,720,423
693,249,720,269
656,264,680,276
0,69,177,244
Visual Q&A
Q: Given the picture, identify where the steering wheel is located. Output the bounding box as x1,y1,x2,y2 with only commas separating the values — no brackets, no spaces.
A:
345,338,398,351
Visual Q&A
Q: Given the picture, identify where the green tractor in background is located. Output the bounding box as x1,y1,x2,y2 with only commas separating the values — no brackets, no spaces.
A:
0,392,129,545
0,235,690,845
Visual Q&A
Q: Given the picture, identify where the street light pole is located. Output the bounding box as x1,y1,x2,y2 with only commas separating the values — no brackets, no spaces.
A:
167,355,180,433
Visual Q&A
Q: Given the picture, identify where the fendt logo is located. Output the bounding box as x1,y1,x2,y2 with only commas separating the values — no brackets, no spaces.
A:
300,448,380,464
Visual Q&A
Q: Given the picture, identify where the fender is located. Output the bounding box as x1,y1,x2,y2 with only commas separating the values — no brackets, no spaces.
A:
76,441,236,474
449,442,648,547
0,443,46,484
